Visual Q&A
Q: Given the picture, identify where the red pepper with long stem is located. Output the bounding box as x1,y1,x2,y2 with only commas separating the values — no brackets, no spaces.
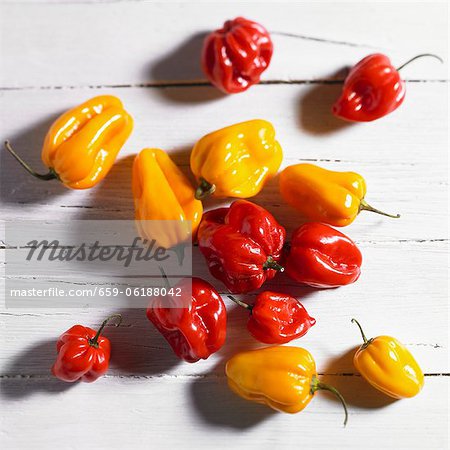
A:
51,314,122,383
285,223,362,288
229,292,315,344
333,53,443,121
197,200,286,294
147,273,226,363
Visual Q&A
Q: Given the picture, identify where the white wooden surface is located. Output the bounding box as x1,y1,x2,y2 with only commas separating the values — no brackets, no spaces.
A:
0,2,448,449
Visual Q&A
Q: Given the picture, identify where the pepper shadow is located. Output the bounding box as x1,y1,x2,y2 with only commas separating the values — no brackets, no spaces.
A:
298,67,354,135
107,308,182,375
0,339,75,399
147,32,226,104
0,112,68,204
190,360,275,430
320,347,397,409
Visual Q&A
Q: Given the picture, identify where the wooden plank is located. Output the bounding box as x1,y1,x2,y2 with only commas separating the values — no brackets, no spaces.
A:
0,375,448,449
0,2,447,88
1,83,447,241
1,240,448,375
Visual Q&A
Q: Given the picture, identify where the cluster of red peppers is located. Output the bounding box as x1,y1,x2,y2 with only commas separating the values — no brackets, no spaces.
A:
8,14,433,425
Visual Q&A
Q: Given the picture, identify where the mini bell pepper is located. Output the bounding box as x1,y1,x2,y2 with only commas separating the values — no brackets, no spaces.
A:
5,96,133,189
333,53,443,122
202,17,273,94
285,223,362,288
228,292,315,344
226,346,348,424
198,200,285,294
147,276,226,363
191,120,282,200
132,148,203,250
279,163,400,226
351,319,424,399
51,314,122,383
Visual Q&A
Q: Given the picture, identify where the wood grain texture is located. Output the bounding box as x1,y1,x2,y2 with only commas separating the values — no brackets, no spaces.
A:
1,376,448,450
0,1,448,449
0,2,448,87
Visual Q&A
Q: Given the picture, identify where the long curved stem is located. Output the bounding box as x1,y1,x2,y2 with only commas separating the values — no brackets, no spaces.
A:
4,141,58,181
316,381,349,426
351,318,369,344
396,53,443,72
158,266,172,289
228,295,252,311
89,314,122,348
311,375,348,426
359,199,400,219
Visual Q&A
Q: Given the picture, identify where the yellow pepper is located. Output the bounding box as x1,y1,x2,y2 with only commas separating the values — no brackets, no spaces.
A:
351,319,424,399
279,163,399,226
132,148,203,250
190,119,283,199
226,346,348,425
4,95,133,189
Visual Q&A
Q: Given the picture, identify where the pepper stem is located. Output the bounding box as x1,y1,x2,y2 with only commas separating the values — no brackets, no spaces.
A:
351,318,372,345
359,199,400,219
89,314,122,348
158,266,171,290
227,295,252,311
262,255,284,272
4,140,58,181
396,53,443,72
312,377,348,426
195,177,216,200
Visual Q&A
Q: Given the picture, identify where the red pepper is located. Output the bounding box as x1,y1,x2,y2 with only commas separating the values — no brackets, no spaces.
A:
201,17,273,94
51,314,121,383
229,292,315,344
146,277,226,363
285,223,362,288
333,53,442,122
198,200,285,294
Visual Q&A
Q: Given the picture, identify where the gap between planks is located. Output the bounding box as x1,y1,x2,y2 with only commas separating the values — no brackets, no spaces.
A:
1,79,449,92
1,373,449,380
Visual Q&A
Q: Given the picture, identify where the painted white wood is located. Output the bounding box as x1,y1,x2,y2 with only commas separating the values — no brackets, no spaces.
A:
1,375,448,450
0,2,447,88
0,83,447,242
0,2,448,449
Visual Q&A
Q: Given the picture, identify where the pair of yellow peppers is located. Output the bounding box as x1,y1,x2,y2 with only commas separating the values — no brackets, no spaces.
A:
226,319,424,425
5,95,398,249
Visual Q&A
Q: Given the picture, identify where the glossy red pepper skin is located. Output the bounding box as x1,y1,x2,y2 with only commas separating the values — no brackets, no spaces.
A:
333,53,405,122
52,325,111,383
285,223,362,288
198,200,286,294
146,278,226,363
201,17,273,94
233,292,316,344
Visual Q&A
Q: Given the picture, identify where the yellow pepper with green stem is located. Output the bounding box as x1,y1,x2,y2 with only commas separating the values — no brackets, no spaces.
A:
132,148,203,250
190,119,283,199
351,319,424,399
279,163,400,226
4,95,133,189
226,346,348,425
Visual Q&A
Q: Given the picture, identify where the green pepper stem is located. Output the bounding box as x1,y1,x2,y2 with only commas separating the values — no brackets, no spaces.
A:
89,314,122,348
158,266,172,290
262,256,284,272
359,199,400,219
4,140,58,181
396,53,443,72
351,318,369,344
227,295,252,311
312,378,348,426
195,177,216,200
